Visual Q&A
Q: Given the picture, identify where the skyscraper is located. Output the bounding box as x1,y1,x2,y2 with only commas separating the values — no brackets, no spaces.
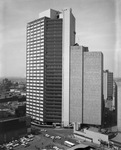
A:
26,8,75,125
62,8,75,127
27,8,115,128
116,80,121,132
70,46,103,126
103,70,113,101
102,70,116,128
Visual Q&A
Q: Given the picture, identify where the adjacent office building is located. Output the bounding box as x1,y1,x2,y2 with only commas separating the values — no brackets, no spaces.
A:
116,80,121,132
70,46,103,126
70,46,118,130
102,76,117,128
103,70,113,101
112,81,117,111
26,8,75,125
62,8,75,127
103,70,113,111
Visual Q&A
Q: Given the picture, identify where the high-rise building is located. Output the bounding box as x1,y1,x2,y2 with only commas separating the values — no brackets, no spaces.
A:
116,80,121,132
70,46,103,126
26,8,75,125
26,9,62,124
102,79,117,128
62,8,75,127
112,81,117,111
26,8,117,128
103,70,113,101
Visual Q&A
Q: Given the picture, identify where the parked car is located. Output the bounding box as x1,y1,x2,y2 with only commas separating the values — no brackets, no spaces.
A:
41,129,47,132
55,136,61,139
45,134,50,137
28,134,34,138
53,146,59,150
50,136,55,139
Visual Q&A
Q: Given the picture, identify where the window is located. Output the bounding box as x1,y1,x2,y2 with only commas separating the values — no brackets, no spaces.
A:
40,115,43,118
40,100,43,103
41,32,44,36
40,111,43,114
41,29,44,32
41,22,44,25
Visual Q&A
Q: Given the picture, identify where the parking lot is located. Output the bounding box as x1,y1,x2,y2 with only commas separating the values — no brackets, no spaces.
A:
3,127,77,150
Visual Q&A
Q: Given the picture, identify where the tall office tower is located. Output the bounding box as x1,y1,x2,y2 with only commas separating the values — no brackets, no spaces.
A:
70,46,103,126
70,46,88,124
26,9,62,124
103,70,113,101
102,72,117,128
112,81,117,111
62,8,75,127
116,81,121,132
26,8,75,125
83,51,103,125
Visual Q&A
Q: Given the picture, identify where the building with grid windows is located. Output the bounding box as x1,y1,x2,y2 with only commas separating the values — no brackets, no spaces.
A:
26,8,117,129
103,70,113,101
26,17,46,123
26,8,75,125
116,80,121,132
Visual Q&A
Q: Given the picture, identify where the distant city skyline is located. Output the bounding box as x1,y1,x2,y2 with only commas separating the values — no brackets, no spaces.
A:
1,0,121,78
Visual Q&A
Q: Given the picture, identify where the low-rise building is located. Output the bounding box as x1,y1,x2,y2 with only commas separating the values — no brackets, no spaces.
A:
0,116,31,144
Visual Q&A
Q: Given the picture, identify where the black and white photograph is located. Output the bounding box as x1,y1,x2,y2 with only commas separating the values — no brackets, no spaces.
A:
0,0,121,149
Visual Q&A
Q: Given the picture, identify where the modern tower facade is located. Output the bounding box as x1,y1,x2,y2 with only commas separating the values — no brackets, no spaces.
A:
70,46,103,126
70,46,87,124
112,81,117,111
26,9,63,124
116,81,121,132
103,70,113,101
26,17,45,123
83,51,103,125
27,8,115,128
26,8,75,125
62,8,75,127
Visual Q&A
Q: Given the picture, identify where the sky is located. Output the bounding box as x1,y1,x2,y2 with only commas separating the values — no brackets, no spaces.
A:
0,0,121,78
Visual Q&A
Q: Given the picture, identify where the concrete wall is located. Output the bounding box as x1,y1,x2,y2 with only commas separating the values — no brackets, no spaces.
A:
73,123,108,144
83,52,103,125
74,129,108,144
62,8,75,126
84,129,108,144
70,46,83,123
